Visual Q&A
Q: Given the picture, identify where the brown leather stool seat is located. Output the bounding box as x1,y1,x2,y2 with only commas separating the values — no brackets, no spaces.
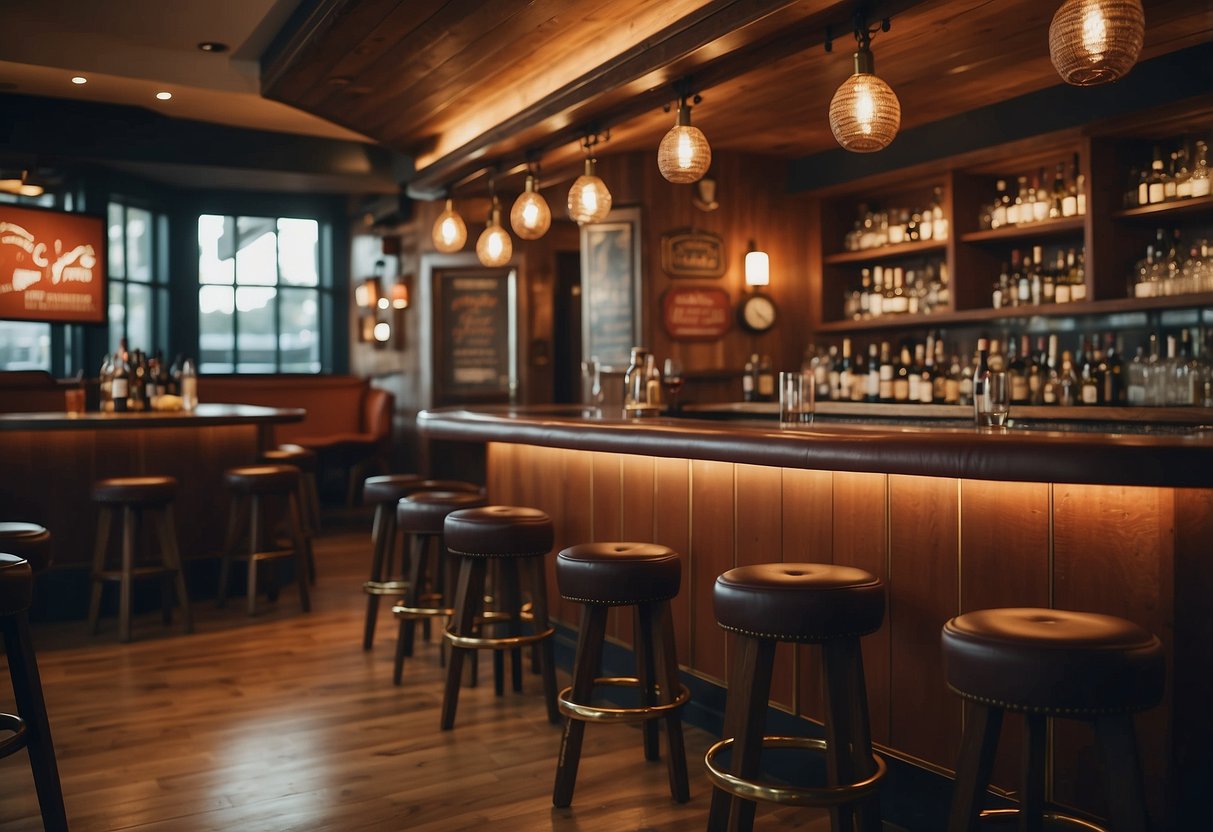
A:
218,465,310,616
552,543,690,807
261,444,317,473
0,523,52,574
707,563,886,832
439,506,559,730
0,555,67,830
942,607,1164,832
390,490,489,684
92,475,176,506
88,476,192,643
361,476,481,651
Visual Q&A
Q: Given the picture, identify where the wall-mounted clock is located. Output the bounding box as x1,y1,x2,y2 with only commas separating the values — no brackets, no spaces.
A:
738,292,777,333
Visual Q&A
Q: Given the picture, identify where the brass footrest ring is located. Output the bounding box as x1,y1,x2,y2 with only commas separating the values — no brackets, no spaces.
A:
704,736,886,807
558,676,690,723
444,626,554,650
0,713,27,758
364,580,409,596
392,603,453,619
978,808,1107,831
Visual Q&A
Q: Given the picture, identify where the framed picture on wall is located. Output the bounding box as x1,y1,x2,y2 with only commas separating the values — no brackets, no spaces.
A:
580,206,642,372
432,267,518,405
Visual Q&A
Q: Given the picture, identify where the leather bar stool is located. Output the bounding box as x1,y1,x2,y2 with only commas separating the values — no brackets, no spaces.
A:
942,608,1165,832
261,444,321,583
217,465,310,616
706,563,886,832
440,506,559,730
88,476,193,643
361,475,480,650
552,542,691,808
0,554,68,831
391,490,488,684
0,524,52,574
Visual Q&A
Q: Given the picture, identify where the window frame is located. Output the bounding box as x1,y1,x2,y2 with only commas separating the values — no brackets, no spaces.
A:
107,200,170,356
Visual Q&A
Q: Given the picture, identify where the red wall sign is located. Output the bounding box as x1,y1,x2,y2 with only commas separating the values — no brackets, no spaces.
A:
661,286,732,340
0,204,106,324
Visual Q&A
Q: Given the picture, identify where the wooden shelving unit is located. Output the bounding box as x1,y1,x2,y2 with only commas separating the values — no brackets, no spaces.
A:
959,216,1085,243
822,239,947,265
1112,193,1213,220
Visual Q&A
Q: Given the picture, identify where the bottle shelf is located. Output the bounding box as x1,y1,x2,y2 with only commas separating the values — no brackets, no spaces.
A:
822,239,947,265
1112,193,1213,221
959,216,1085,244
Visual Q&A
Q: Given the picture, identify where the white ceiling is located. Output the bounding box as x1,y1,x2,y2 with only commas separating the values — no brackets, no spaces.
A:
0,0,372,142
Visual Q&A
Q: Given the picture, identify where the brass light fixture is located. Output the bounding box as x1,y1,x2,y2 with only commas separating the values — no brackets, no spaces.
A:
1049,0,1145,86
510,168,552,240
0,170,46,198
568,133,613,225
828,13,901,153
432,197,468,252
477,186,513,267
657,86,711,184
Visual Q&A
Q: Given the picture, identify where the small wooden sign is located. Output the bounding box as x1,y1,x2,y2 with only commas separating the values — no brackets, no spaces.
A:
660,229,725,278
662,286,732,340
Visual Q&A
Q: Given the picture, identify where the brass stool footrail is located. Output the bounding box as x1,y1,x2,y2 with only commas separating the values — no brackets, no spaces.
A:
552,542,690,808
88,476,193,643
440,505,559,731
0,554,68,831
942,607,1164,832
706,563,886,832
217,465,310,616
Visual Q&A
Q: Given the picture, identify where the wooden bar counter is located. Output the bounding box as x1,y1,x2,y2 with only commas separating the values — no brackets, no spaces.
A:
419,405,1212,829
0,405,304,574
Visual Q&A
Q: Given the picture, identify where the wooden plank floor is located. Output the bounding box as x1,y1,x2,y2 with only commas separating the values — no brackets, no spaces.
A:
0,514,837,831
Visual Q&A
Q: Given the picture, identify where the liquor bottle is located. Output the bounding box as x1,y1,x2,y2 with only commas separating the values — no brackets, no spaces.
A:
1030,245,1044,306
742,353,757,402
1058,350,1078,406
1069,248,1087,302
1032,169,1050,222
1191,140,1210,198
851,346,867,402
1144,334,1164,406
933,338,949,403
878,342,894,402
1015,249,1031,307
111,351,130,413
1074,157,1086,216
1126,346,1147,406
865,344,881,403
129,350,147,412
992,262,1009,309
181,358,198,412
1043,334,1060,405
991,179,1009,228
870,267,884,317
1147,146,1166,204
1051,162,1066,218
757,355,775,402
1164,151,1178,201
858,268,872,318
1136,167,1150,209
1029,336,1047,405
1103,333,1123,406
988,338,1005,373
1009,335,1030,405
1175,144,1192,200
838,338,854,403
906,208,922,242
959,352,974,406
973,338,990,422
1009,175,1029,224
169,354,183,397
931,186,948,240
1064,155,1081,217
920,337,936,404
821,345,838,402
1080,348,1100,405
908,342,924,402
98,353,113,413
644,354,664,407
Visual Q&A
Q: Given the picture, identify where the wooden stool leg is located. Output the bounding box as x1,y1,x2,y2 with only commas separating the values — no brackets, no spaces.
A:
217,495,244,609
707,634,775,832
363,504,388,650
552,604,608,808
1,613,68,832
246,495,261,617
526,556,559,725
394,535,428,686
158,504,193,634
648,600,690,803
119,506,135,643
88,506,112,635
441,556,487,730
497,559,524,696
947,701,1004,832
1018,714,1046,832
297,480,316,584
634,604,660,762
287,492,311,612
1094,713,1150,832
305,472,322,536
821,637,882,832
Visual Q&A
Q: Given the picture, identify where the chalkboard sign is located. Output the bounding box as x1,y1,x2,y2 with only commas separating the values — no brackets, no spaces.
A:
581,206,642,371
433,269,516,402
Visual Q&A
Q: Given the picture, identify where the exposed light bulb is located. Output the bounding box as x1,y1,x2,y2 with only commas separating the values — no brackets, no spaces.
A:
71,76,87,85
432,198,467,252
828,48,901,153
477,202,513,267
567,158,612,224
390,283,409,310
373,321,391,342
744,250,770,288
657,103,712,183
510,174,552,239
155,91,173,101
1049,0,1144,86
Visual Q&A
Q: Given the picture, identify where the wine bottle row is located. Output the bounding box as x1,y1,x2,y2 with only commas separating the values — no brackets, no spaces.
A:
1123,137,1211,208
842,187,948,252
1130,229,1211,299
977,156,1085,230
991,246,1086,309
843,261,950,320
99,338,197,413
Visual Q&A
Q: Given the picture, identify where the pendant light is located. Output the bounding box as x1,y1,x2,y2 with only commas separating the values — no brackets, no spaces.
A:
0,170,45,197
568,133,613,225
828,14,901,154
477,193,513,267
510,170,551,240
1049,0,1145,86
432,197,467,252
657,89,711,184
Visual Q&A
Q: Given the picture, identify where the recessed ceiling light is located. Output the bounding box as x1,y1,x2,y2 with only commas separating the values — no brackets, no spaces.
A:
197,41,229,53
155,91,173,101
71,76,87,85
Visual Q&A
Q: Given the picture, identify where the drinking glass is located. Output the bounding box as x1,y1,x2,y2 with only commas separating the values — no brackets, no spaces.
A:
663,358,684,414
64,388,85,416
975,370,1011,427
779,371,814,426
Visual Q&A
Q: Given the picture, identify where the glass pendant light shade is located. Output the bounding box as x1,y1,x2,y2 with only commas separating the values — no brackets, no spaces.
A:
476,203,513,267
657,104,712,184
1049,0,1144,86
567,158,612,224
432,198,468,252
510,174,552,239
829,49,901,153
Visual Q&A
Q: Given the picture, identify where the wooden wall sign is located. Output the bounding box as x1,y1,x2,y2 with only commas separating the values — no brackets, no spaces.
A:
661,229,725,278
662,286,732,340
0,204,106,324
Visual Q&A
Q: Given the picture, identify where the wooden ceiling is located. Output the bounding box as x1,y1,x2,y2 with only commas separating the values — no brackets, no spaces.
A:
263,0,1213,197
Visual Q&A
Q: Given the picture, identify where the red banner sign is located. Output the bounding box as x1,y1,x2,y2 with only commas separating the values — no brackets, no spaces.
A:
0,205,106,324
662,286,732,340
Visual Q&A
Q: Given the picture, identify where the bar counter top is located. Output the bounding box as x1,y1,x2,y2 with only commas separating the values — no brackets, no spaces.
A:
0,403,305,431
418,404,1213,488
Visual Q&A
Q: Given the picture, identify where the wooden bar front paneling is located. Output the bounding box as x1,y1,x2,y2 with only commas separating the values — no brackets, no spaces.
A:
653,457,692,663
689,459,733,683
617,453,657,649
591,452,625,643
784,467,834,723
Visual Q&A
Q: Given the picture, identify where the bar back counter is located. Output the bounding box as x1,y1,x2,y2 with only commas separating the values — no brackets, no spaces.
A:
420,405,1212,829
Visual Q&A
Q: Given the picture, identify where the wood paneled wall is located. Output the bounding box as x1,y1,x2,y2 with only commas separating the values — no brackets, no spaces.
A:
488,441,1210,828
